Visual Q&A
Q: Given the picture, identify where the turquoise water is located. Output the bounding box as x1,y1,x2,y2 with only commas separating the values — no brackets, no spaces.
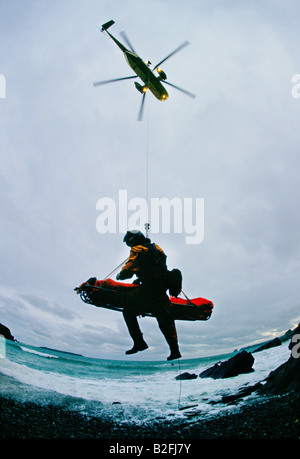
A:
0,338,291,425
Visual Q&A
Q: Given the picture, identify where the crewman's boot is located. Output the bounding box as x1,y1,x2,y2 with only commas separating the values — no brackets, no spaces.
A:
125,335,148,355
156,318,181,361
167,342,181,361
123,309,148,355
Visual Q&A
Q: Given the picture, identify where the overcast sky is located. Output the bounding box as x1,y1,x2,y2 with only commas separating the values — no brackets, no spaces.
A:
0,0,300,360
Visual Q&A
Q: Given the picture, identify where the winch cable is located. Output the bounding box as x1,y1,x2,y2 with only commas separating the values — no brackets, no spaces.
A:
144,76,151,238
177,358,182,409
103,95,150,278
143,92,185,406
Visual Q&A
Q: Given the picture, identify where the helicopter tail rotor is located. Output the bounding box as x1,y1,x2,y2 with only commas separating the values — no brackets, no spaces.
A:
119,31,137,54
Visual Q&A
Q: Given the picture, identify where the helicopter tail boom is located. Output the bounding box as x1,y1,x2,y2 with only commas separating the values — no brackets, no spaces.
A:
101,20,115,32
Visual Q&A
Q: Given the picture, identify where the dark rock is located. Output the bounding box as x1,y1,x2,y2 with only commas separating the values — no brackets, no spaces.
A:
253,337,281,353
199,351,254,379
199,363,220,379
0,323,15,341
222,382,262,403
280,328,295,343
259,339,300,395
175,372,198,380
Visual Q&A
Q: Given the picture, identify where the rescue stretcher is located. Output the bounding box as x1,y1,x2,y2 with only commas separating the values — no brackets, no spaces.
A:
79,278,213,321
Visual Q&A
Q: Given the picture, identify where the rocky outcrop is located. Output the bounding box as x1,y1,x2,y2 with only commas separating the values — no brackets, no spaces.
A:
199,351,254,379
259,354,300,395
0,323,15,341
175,372,198,380
222,323,300,402
288,323,300,350
280,328,296,343
174,324,300,412
222,382,262,403
253,337,281,353
259,324,300,395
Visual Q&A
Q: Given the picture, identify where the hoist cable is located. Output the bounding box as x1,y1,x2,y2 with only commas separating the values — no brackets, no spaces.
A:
144,82,150,238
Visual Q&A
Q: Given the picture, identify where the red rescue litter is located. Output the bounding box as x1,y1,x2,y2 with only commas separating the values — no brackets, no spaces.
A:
79,278,213,322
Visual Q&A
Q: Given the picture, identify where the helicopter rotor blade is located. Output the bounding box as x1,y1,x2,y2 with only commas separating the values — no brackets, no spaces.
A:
137,92,146,122
119,31,136,53
93,75,137,86
163,81,196,99
153,41,190,70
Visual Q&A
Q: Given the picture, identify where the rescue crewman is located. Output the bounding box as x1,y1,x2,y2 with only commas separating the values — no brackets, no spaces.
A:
116,230,181,361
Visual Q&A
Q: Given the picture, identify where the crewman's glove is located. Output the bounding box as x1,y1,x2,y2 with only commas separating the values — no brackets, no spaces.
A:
116,269,131,281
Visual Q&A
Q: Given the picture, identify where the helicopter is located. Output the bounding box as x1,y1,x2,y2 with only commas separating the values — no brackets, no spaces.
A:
93,20,196,121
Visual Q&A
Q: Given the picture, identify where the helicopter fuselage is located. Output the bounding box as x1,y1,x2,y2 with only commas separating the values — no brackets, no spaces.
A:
105,31,169,101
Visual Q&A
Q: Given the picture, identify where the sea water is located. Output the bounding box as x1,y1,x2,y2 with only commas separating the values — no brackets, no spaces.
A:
0,339,291,426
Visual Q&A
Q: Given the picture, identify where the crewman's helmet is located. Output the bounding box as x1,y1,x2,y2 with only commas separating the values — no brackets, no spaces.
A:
123,230,146,247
